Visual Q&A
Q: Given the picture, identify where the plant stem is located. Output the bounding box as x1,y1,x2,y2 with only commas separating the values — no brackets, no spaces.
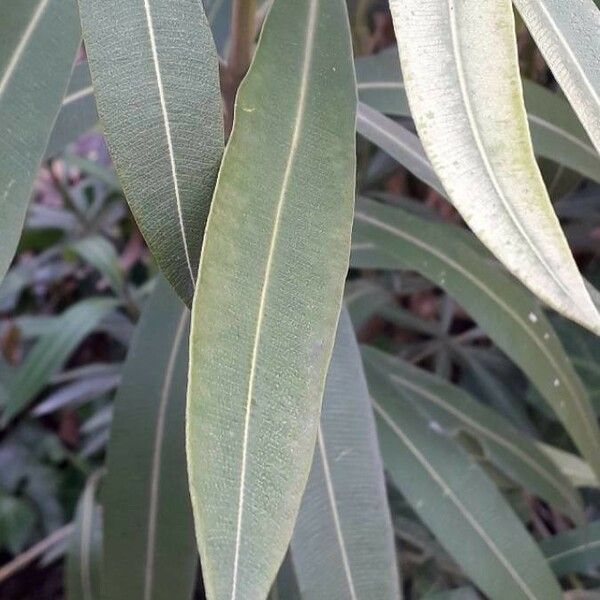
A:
223,0,257,137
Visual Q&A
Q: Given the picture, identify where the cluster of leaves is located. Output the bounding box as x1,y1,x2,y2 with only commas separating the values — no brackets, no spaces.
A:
0,0,600,599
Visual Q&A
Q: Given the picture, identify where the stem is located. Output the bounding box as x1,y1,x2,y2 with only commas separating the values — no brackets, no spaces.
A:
222,0,257,137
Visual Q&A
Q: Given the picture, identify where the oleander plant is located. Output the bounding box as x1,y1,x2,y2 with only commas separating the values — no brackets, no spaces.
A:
1,0,600,599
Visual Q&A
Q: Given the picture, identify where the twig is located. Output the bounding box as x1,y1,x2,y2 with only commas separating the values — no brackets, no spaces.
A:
0,523,75,585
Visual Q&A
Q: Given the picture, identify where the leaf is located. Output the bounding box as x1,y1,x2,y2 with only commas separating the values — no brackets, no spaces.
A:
78,0,224,306
352,197,600,480
362,346,584,523
369,373,563,600
290,308,401,600
388,0,600,334
66,471,103,600
356,103,444,195
186,0,357,597
344,279,393,330
355,50,600,185
539,443,600,489
103,278,197,600
514,0,600,154
45,60,98,160
0,0,80,285
70,236,125,296
540,520,600,576
423,588,481,600
2,298,118,425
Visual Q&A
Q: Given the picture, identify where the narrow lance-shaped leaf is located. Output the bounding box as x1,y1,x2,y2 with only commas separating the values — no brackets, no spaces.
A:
352,197,600,480
362,346,584,523
368,371,563,600
103,278,197,600
2,298,118,425
0,0,80,285
290,308,401,600
66,471,103,600
355,49,600,185
514,0,600,155
187,0,357,597
78,0,224,306
389,0,600,334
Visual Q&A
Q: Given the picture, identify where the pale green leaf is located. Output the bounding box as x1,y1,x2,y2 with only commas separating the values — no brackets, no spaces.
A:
0,0,80,285
290,308,400,599
352,197,600,480
539,443,600,489
514,0,600,154
370,372,563,600
355,49,600,185
66,471,103,600
389,0,600,334
362,346,584,522
103,279,197,600
187,0,356,597
78,0,224,306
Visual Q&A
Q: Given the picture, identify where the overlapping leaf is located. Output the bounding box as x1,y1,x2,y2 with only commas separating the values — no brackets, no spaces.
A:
102,279,196,600
0,0,80,285
388,0,600,334
187,0,357,597
78,0,224,305
362,346,584,522
352,197,600,479
355,49,600,184
369,372,563,600
290,308,400,600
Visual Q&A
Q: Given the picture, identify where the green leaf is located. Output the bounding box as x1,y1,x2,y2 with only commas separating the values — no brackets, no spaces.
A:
539,443,600,489
514,0,600,154
344,279,392,330
355,50,600,185
0,0,80,285
388,0,600,334
2,298,118,425
70,236,125,296
78,0,224,306
352,197,600,480
103,278,197,600
540,520,600,577
423,588,480,600
45,61,98,160
369,373,563,600
290,308,400,599
362,346,584,523
66,471,103,600
187,0,357,597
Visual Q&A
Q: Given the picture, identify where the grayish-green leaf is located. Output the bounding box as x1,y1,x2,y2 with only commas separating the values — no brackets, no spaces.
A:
2,298,118,424
352,197,600,479
290,308,400,600
45,61,98,160
66,471,103,600
541,520,600,576
389,0,600,334
370,373,563,600
362,346,584,522
0,0,80,285
355,50,600,184
78,0,224,305
103,279,196,600
514,0,600,154
539,443,600,489
187,0,357,597
344,279,392,330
